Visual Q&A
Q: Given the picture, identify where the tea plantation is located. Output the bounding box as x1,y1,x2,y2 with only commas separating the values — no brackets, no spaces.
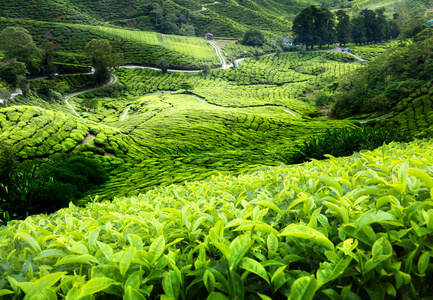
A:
1,139,433,299
1,0,432,298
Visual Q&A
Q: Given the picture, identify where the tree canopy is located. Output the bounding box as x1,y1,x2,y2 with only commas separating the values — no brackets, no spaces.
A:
84,39,123,83
242,29,266,47
292,6,335,49
0,26,43,74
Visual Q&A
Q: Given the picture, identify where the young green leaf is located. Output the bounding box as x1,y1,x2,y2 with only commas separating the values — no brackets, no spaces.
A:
124,286,146,300
149,235,165,264
228,235,254,270
162,270,180,299
417,251,430,275
119,246,134,277
77,277,119,299
228,270,244,300
318,175,343,198
407,168,433,188
267,233,278,253
203,270,216,293
316,256,352,289
241,257,269,284
0,290,14,296
288,275,317,300
207,292,230,300
279,225,334,250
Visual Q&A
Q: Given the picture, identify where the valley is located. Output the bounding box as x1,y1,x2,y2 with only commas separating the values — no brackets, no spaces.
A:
1,0,433,299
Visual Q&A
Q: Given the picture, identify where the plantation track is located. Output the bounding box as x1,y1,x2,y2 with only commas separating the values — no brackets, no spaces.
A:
64,74,117,119
359,111,395,123
8,48,372,121
209,40,229,69
121,106,131,120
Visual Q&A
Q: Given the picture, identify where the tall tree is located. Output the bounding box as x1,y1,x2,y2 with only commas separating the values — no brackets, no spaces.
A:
84,39,123,83
293,6,336,49
40,39,59,76
375,8,388,42
360,9,377,43
351,15,366,45
0,27,42,74
321,7,336,48
242,29,266,47
292,6,320,49
336,10,351,46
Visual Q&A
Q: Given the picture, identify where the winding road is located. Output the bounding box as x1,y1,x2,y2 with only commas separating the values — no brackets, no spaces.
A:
2,43,392,122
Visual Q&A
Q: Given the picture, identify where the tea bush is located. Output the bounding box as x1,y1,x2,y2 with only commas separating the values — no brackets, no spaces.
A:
287,126,408,164
0,139,433,298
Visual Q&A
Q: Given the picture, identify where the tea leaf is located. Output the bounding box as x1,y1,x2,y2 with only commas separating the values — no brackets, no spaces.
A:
279,225,334,250
228,235,254,270
267,233,278,253
233,222,279,236
316,256,352,289
207,292,230,300
407,168,433,188
318,175,343,198
241,257,269,284
78,277,119,299
288,275,317,300
119,246,133,277
228,270,244,300
162,270,180,299
0,290,14,296
149,235,165,264
417,252,430,275
54,254,99,266
354,211,402,233
203,270,216,293
124,286,146,300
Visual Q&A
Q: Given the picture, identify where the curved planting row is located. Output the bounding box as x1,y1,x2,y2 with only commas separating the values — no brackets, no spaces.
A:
213,52,361,86
379,81,433,137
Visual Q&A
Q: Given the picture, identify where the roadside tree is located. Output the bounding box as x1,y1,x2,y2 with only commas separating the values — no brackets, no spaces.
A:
84,39,123,84
336,10,351,46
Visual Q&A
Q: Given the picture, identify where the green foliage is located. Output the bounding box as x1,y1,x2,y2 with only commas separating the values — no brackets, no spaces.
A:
1,139,433,298
287,126,408,163
0,26,42,74
178,81,194,94
332,37,433,118
292,6,336,49
0,150,108,224
84,39,123,83
0,59,27,86
242,29,266,47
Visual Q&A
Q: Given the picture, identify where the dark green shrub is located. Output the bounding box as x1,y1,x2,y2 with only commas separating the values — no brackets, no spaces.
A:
0,153,108,224
287,126,408,164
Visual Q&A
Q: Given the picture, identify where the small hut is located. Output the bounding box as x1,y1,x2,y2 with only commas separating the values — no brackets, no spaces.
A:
205,33,214,40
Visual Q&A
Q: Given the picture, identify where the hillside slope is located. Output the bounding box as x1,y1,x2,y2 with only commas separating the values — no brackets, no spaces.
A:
0,0,401,38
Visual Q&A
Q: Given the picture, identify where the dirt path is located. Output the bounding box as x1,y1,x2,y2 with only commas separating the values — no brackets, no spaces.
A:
208,41,230,69
121,106,131,120
64,74,117,119
359,111,394,123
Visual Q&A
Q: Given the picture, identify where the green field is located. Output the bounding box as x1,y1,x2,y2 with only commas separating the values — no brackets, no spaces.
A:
2,51,361,200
